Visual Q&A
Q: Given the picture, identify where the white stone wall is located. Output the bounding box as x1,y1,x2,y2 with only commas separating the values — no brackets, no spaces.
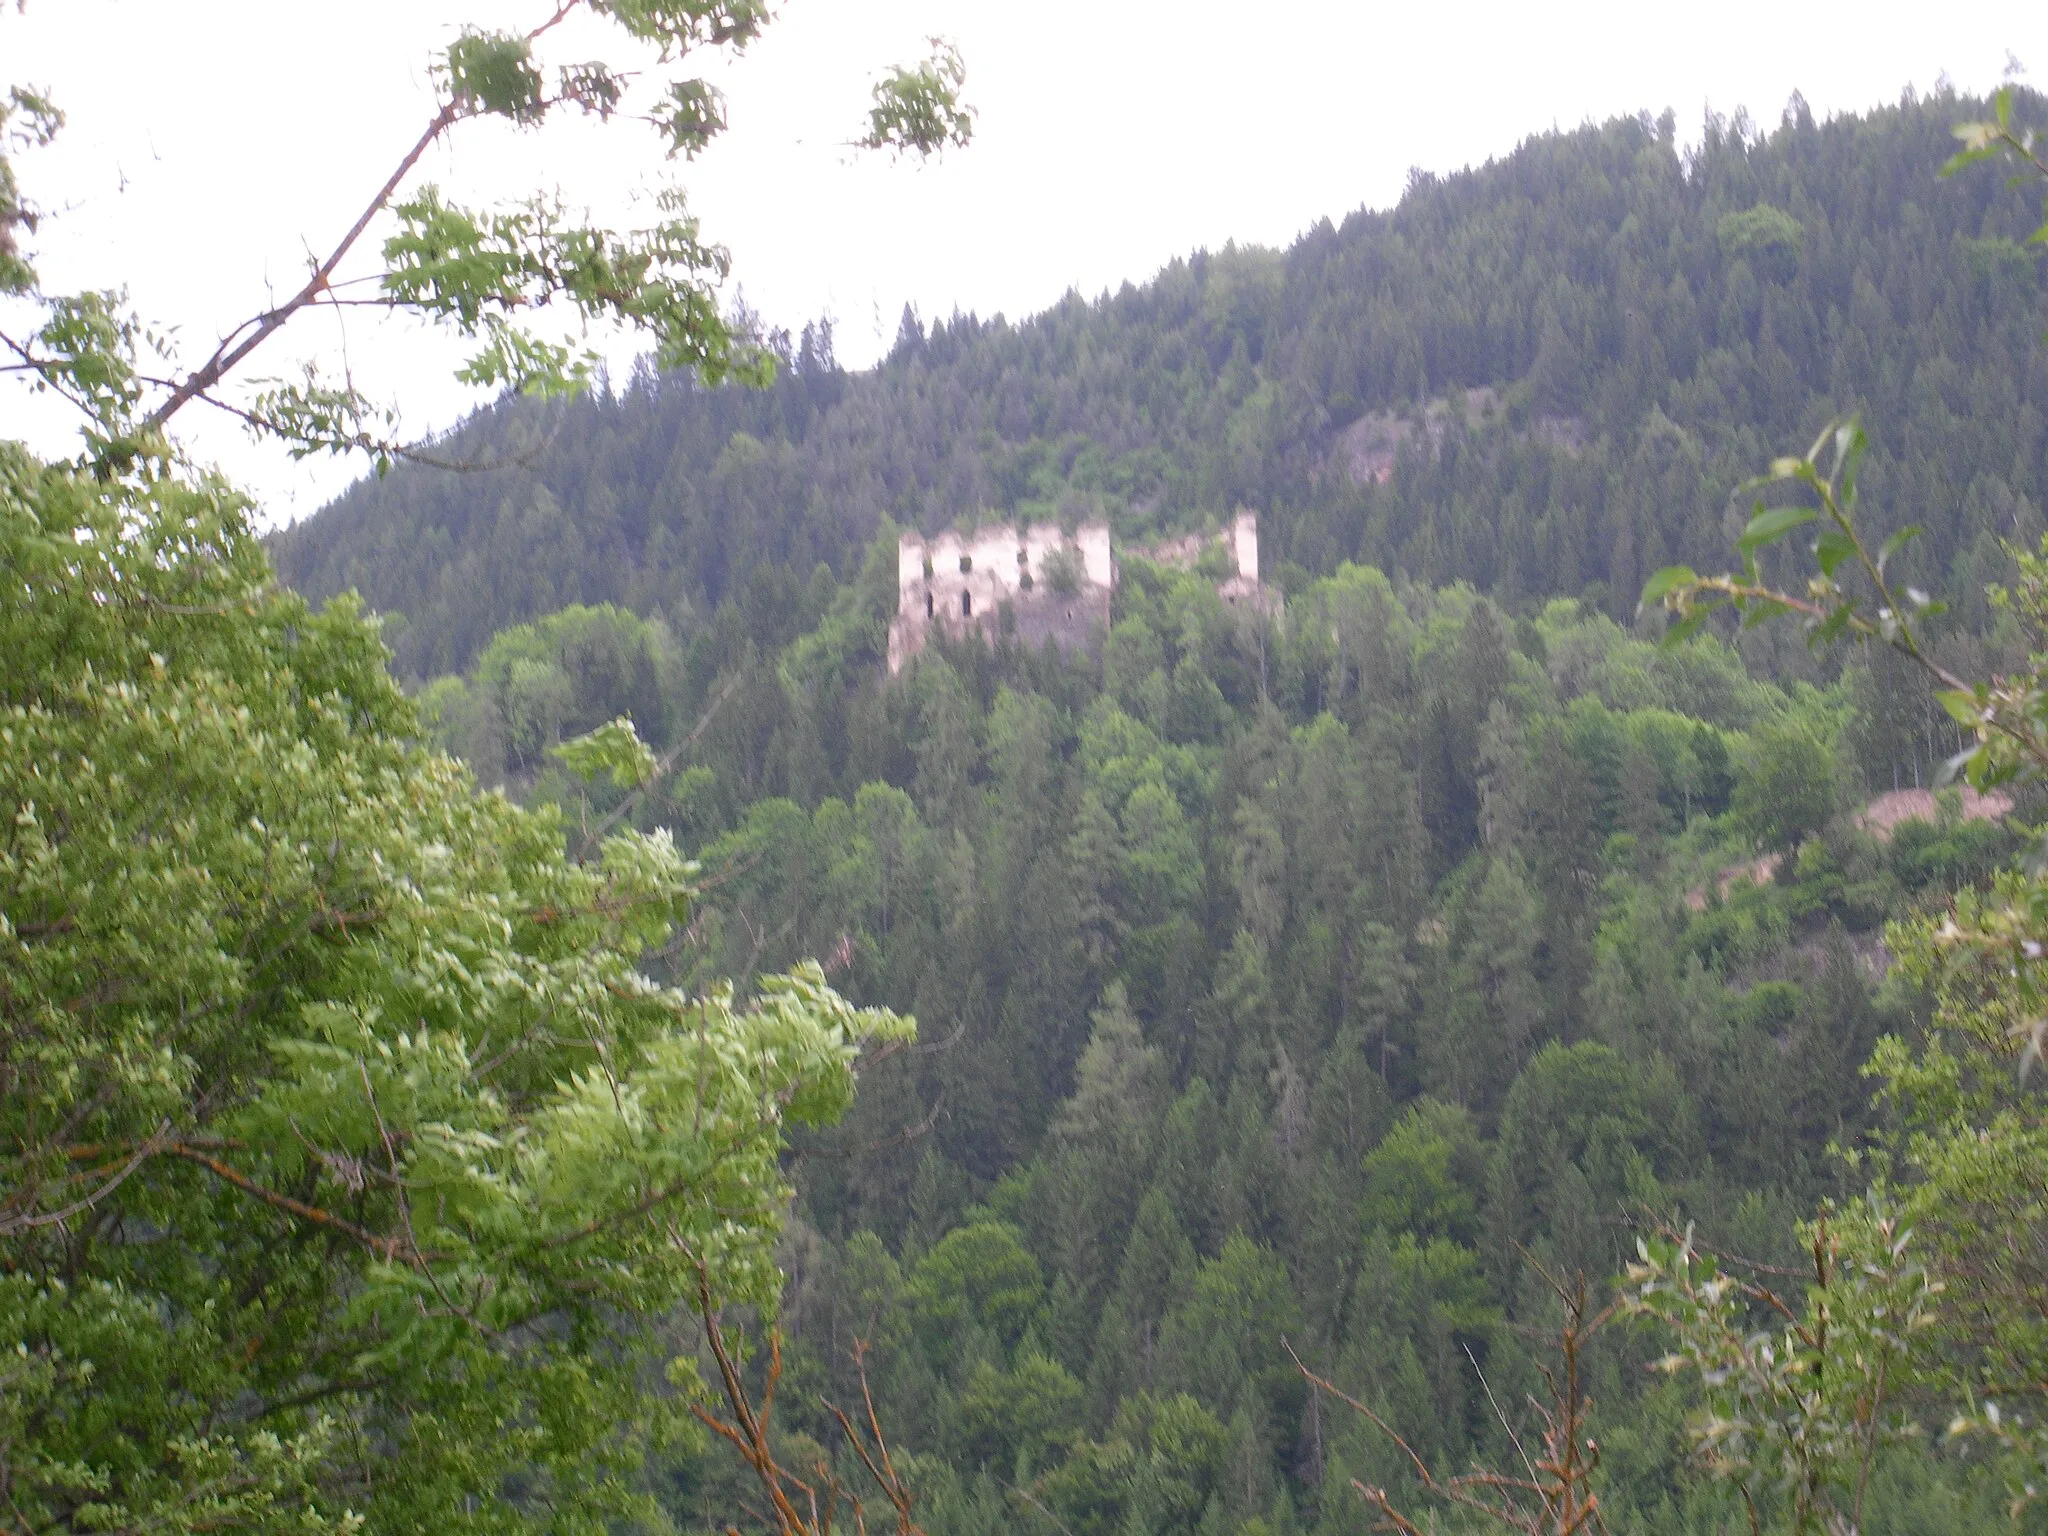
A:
891,520,1117,672
1231,510,1259,583
1076,525,1114,589
889,512,1272,673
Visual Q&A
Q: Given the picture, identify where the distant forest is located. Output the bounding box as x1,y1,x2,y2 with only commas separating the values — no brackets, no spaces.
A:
266,88,2048,1535
276,88,2048,684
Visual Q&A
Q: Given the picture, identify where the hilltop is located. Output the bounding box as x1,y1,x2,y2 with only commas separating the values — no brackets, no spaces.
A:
274,88,2048,682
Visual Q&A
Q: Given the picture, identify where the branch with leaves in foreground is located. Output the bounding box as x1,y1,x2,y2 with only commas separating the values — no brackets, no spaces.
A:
1636,410,2048,884
0,0,973,471
0,444,917,1536
1625,88,2048,1529
1641,88,2048,793
1635,417,2011,758
1624,1204,1942,1536
1292,1255,1614,1536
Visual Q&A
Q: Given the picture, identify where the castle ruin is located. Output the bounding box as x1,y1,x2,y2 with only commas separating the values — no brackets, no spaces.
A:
888,510,1268,674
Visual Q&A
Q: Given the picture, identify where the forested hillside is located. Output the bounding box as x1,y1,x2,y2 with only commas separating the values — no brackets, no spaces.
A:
260,84,2048,1535
277,87,2046,683
399,541,2021,1533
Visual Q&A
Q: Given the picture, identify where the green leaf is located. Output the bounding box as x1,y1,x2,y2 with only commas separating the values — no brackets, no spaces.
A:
1739,595,1792,629
1835,418,1867,505
1876,524,1924,578
861,38,975,156
658,79,727,159
1637,565,1698,609
1943,120,2004,176
553,716,659,788
1813,526,1857,578
1935,747,1977,788
1738,506,1817,553
558,63,625,119
1937,688,1985,726
444,31,546,124
1660,604,1717,648
1812,605,1854,645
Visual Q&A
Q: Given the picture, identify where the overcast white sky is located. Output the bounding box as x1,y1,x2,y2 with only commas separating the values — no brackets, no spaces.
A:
1,0,2035,523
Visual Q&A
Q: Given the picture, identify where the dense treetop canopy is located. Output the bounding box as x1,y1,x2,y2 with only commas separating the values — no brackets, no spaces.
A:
17,22,2048,1529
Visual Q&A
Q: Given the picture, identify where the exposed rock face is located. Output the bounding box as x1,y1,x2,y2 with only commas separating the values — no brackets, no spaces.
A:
888,511,1274,673
1329,388,1587,485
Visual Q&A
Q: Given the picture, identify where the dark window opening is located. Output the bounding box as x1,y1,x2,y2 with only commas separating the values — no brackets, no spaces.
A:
962,591,972,617
926,591,934,618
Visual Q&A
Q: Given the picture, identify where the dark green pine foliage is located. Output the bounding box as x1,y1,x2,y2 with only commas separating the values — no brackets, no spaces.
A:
272,87,2048,1536
277,90,2047,692
394,533,2026,1533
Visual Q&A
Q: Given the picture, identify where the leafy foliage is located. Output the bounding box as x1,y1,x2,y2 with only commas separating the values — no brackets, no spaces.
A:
0,443,910,1536
1627,1207,1942,1534
0,2,970,466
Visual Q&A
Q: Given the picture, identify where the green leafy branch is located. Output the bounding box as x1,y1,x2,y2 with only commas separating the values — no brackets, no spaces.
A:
0,0,973,471
1624,1203,1943,1536
1641,91,2048,793
1944,85,2048,241
861,40,975,157
1637,418,2048,793
1640,419,1947,659
0,84,61,294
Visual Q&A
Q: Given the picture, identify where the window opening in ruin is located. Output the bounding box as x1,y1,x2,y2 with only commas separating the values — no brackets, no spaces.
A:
959,554,973,573
926,591,934,618
962,591,972,617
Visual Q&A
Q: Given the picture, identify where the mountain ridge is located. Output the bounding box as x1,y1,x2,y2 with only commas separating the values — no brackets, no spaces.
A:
275,88,2047,686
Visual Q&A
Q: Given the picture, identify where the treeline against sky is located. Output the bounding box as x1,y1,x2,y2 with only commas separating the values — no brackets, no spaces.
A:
276,88,2047,682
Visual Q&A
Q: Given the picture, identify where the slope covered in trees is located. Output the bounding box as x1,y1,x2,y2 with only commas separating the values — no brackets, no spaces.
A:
278,87,2048,684
400,538,2027,1533
253,79,2048,1534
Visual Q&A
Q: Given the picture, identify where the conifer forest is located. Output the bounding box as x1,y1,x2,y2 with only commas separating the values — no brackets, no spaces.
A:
11,15,2048,1535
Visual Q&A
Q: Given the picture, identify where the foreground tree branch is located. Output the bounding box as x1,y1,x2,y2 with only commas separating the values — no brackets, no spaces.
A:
3,0,973,470
690,1272,922,1536
1293,1257,1614,1536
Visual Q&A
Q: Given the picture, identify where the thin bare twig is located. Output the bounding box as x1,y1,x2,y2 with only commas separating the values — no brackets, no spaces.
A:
1291,1259,1614,1536
144,100,461,434
0,1118,173,1235
574,671,745,862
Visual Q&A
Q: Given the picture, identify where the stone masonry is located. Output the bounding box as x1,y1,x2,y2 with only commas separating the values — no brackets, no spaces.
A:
888,511,1269,674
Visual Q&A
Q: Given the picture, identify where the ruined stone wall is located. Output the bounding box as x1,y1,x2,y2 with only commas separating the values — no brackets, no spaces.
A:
887,512,1273,674
889,521,1114,673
